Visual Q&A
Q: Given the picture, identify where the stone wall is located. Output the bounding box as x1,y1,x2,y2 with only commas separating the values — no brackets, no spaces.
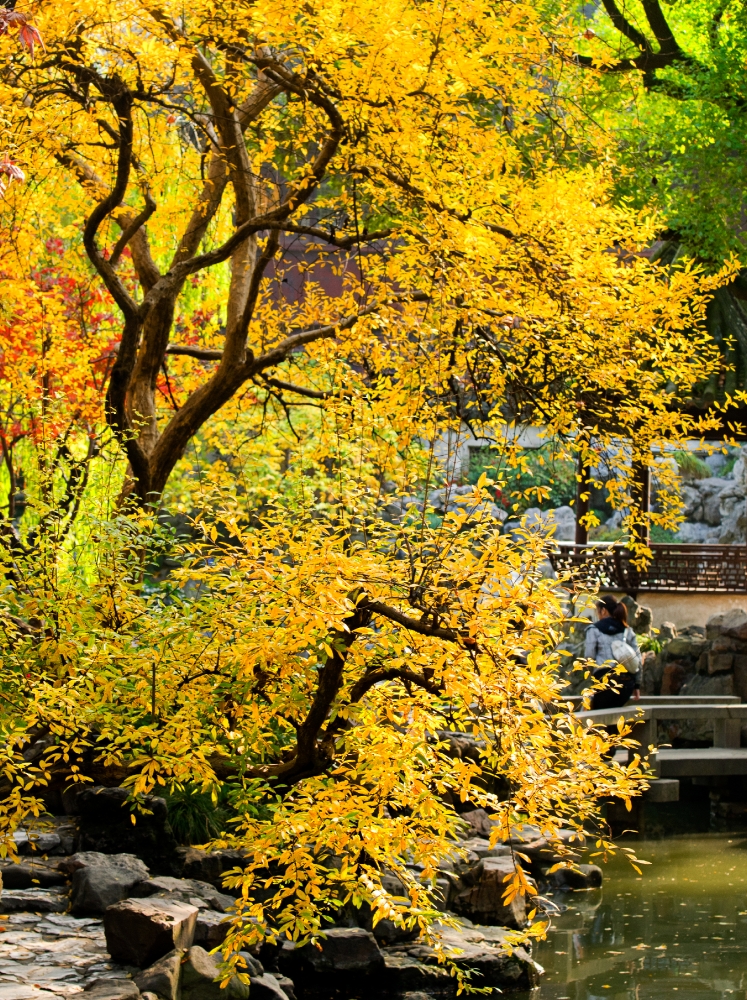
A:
644,608,747,702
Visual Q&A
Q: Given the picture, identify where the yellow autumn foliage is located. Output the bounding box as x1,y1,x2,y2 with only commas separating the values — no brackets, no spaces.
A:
0,0,726,984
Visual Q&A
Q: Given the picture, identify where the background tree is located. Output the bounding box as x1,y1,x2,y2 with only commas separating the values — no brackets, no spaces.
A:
568,0,747,401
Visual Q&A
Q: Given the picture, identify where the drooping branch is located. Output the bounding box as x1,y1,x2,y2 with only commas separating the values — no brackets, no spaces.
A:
243,603,373,786
276,222,394,248
353,164,516,241
261,376,331,400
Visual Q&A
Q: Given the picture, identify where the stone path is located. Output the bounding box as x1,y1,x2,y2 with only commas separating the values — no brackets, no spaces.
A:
0,912,131,999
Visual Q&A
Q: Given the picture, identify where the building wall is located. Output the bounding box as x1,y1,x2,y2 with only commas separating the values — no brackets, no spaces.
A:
618,592,747,629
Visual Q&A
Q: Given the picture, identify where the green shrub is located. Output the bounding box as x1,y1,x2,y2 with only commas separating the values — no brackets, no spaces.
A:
674,450,711,481
164,785,229,845
467,444,576,512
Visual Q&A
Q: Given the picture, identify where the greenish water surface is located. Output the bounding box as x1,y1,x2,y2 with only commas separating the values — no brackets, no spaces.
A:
532,835,747,1000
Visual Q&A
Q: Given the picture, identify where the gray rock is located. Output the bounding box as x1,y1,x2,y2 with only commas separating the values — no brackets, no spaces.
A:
505,822,542,843
680,484,703,521
658,621,678,642
382,951,452,994
133,875,234,912
452,857,528,928
705,452,728,475
0,886,69,912
176,846,245,889
697,477,732,525
238,952,264,977
62,851,150,915
181,945,249,999
392,921,542,994
552,864,603,890
0,859,69,889
681,672,735,697
73,786,179,877
522,505,576,540
460,808,495,838
194,907,230,948
460,838,511,859
662,635,709,664
13,830,62,855
640,650,661,695
734,454,747,488
274,976,296,1000
135,949,182,1000
83,980,140,1000
104,896,198,968
719,493,747,543
719,607,747,641
280,927,385,975
249,973,291,1000
675,521,720,543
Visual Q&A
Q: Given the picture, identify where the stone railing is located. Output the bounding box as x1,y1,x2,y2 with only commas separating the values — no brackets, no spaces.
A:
547,542,747,594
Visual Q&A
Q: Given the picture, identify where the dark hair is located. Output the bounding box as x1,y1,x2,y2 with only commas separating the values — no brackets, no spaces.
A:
596,594,628,625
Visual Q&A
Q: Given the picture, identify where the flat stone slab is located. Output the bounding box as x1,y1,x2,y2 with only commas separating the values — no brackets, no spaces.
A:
576,704,747,726
0,910,133,997
655,747,747,777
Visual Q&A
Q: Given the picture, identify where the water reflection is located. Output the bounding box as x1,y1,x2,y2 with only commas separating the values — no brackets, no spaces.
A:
530,835,747,1000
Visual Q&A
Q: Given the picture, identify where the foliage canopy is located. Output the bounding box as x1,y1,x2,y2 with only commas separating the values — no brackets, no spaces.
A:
0,0,728,981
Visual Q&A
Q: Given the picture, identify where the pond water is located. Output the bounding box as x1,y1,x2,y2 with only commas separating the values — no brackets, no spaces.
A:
529,835,747,1000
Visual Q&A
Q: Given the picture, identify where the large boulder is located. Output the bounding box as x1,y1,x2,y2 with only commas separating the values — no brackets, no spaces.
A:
194,908,231,948
698,478,732,525
104,896,198,967
681,672,735,698
706,608,747,641
83,980,140,1000
452,857,528,928
135,949,182,1000
13,829,63,855
674,522,718,543
279,928,386,982
385,921,542,995
680,484,703,521
72,786,180,876
521,506,575,540
181,945,249,999
460,808,495,838
132,874,235,912
62,851,150,915
661,635,709,666
176,846,245,889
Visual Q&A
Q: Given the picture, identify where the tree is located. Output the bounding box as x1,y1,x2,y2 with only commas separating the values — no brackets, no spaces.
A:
0,0,722,982
567,0,747,399
0,0,727,514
